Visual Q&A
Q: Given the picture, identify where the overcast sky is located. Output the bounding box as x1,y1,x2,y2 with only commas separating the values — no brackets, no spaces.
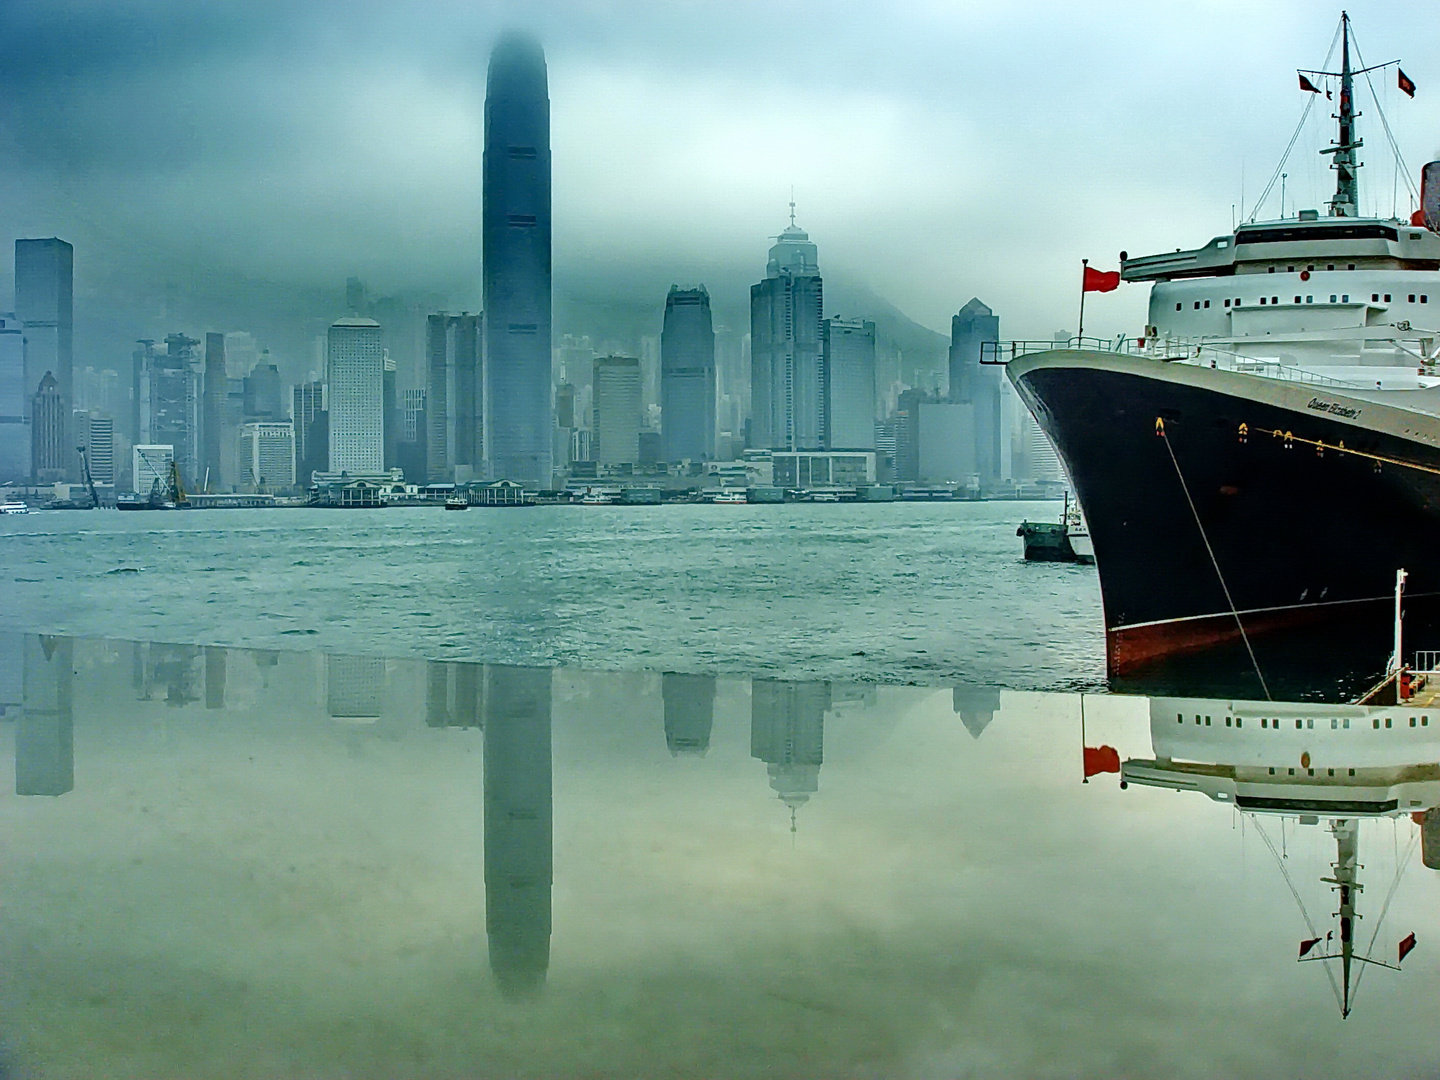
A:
2,0,1439,342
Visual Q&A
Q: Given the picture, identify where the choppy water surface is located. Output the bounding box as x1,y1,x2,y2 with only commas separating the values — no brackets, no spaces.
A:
0,503,1103,689
2,633,1436,1079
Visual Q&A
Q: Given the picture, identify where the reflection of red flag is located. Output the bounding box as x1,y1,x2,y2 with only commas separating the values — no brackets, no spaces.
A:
1083,745,1120,777
1399,932,1417,963
1399,69,1417,98
1299,937,1322,958
1083,266,1121,293
1299,73,1321,94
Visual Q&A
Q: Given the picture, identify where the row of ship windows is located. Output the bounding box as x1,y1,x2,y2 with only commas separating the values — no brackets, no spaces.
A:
1268,264,1356,272
1177,713,1431,729
1180,293,1428,312
1267,767,1358,776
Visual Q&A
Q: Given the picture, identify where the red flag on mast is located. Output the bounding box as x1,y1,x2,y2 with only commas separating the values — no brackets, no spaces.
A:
1399,932,1417,963
1083,266,1120,293
1299,73,1322,94
1082,745,1120,777
1299,937,1322,958
1399,69,1417,98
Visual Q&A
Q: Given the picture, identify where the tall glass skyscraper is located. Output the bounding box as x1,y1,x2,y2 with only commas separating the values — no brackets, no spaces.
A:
948,298,1002,489
750,212,824,451
0,315,26,483
822,317,876,450
327,317,385,473
15,238,74,477
592,356,641,465
483,33,552,488
660,286,716,462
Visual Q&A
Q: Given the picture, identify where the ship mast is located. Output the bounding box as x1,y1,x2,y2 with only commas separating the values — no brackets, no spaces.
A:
1324,12,1361,217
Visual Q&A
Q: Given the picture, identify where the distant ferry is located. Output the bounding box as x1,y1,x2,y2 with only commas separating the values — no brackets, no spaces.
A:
711,490,747,505
579,490,616,506
0,501,29,515
1006,15,1440,681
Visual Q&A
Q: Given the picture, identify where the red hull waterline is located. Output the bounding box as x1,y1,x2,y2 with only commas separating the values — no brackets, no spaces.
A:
1105,596,1393,677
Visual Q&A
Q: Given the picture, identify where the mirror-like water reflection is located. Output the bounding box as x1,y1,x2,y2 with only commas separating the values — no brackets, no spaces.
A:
1,633,1436,1078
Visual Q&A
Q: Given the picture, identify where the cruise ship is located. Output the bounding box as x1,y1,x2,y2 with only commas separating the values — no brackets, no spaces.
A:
1007,16,1440,685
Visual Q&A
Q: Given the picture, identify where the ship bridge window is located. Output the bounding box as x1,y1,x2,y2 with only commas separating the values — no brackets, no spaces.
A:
1287,265,1296,272
1296,719,1303,729
1348,264,1355,270
1331,294,1338,302
1176,303,1182,311
1386,717,1393,728
1260,297,1267,305
1385,293,1392,302
1344,718,1350,728
1374,718,1380,729
1272,296,1280,304
1194,302,1200,310
1327,264,1336,270
1372,294,1379,301
1306,296,1313,303
1409,294,1417,303
1224,299,1231,307
1411,717,1417,727
1422,296,1429,303
1343,294,1349,302
1236,717,1243,728
1204,300,1210,308
1331,718,1338,729
1268,266,1276,273
1294,296,1302,304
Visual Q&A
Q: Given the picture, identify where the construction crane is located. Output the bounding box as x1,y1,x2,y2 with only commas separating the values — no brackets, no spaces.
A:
76,445,99,508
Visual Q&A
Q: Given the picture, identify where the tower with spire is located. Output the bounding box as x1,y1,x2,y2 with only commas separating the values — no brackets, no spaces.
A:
750,202,824,451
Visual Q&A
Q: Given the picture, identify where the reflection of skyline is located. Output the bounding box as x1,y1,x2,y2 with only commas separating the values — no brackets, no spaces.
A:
483,664,553,1000
425,660,480,729
16,635,73,797
205,646,226,710
662,673,715,756
751,679,829,829
953,685,1001,739
325,655,385,720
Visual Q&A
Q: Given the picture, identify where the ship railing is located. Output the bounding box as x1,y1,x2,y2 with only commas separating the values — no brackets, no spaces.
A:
1411,651,1440,675
980,336,1362,388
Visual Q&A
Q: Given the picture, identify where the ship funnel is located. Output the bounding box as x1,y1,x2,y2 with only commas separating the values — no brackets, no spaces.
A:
1422,162,1440,232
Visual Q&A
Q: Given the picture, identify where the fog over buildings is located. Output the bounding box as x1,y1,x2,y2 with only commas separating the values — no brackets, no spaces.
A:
3,0,1435,390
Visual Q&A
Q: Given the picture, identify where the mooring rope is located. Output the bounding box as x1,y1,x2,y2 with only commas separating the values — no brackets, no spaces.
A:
1157,419,1272,700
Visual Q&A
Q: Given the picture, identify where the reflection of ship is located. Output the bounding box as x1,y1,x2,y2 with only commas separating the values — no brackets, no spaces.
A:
1122,693,1432,1016
483,665,553,1000
662,673,715,756
751,679,829,830
1007,17,1440,682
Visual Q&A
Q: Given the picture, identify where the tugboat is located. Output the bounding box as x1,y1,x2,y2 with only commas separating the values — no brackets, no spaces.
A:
1017,492,1093,564
1003,15,1440,680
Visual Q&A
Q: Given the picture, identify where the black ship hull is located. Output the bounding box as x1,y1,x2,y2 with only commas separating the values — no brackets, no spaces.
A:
1009,351,1440,694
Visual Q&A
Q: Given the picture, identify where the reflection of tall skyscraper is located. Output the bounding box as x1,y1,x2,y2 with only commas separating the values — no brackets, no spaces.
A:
660,287,716,462
325,654,386,719
483,664,552,999
16,636,74,796
952,685,1001,740
482,33,552,488
205,647,227,710
751,679,829,828
662,673,715,756
0,631,22,718
425,660,481,729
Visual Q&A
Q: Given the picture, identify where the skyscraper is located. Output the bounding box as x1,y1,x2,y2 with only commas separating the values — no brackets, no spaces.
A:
30,372,66,482
142,334,200,481
660,286,716,462
426,312,481,482
483,32,552,488
592,356,641,466
85,415,115,485
292,380,327,483
0,315,26,483
201,332,227,488
948,299,1002,489
326,317,384,473
822,317,876,450
15,239,73,472
750,209,824,451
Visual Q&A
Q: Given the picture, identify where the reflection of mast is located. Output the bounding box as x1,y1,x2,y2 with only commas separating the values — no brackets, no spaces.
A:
751,679,829,831
16,636,74,797
662,673,715,756
483,664,553,1000
952,685,1001,739
1331,820,1361,1018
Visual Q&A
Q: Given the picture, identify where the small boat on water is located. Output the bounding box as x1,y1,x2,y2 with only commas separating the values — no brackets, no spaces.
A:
444,495,469,510
0,501,29,515
579,490,616,506
810,491,841,503
1018,492,1093,564
712,490,747,505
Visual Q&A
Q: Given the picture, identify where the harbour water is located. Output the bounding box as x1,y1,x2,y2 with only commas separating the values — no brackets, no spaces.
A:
0,502,1104,690
1,633,1436,1078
